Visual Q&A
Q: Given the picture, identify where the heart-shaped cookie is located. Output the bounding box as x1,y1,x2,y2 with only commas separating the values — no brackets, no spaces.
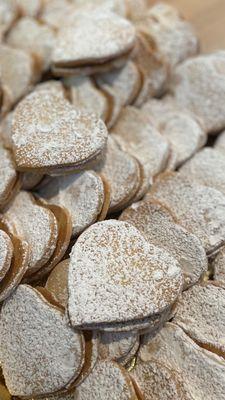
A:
1,191,58,276
139,322,225,400
11,90,108,173
0,44,34,115
52,11,136,68
94,136,141,213
68,220,182,328
74,360,138,400
173,282,225,358
149,172,225,255
112,106,170,181
37,170,106,238
0,284,85,398
142,99,206,167
120,199,208,288
180,148,225,196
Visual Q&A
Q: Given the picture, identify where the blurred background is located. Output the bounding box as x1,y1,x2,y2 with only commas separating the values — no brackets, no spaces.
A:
149,0,225,52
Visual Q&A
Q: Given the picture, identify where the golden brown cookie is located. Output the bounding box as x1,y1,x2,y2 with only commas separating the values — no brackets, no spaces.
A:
74,360,138,400
0,383,11,400
0,44,35,115
16,0,42,17
0,231,29,302
99,331,139,364
37,170,106,238
52,11,136,69
136,2,199,68
131,33,168,106
0,146,19,212
11,90,108,173
45,259,70,308
139,322,225,400
64,76,109,122
0,0,18,40
112,106,170,182
94,136,141,213
173,282,225,358
27,201,72,282
95,61,142,127
180,147,225,195
149,172,225,255
40,0,76,30
212,246,225,283
169,51,225,134
1,191,58,276
68,220,182,328
131,358,191,400
120,199,208,288
142,99,206,167
0,112,13,149
6,16,55,71
0,284,85,398
0,229,13,282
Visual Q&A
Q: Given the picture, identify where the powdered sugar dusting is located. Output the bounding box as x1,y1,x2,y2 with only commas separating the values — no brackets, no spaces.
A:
38,171,105,237
52,11,135,66
142,99,206,167
131,358,189,399
174,282,225,356
68,220,182,327
120,199,207,288
74,360,137,400
7,17,56,71
0,44,34,114
139,322,225,400
137,2,198,68
64,76,108,120
99,331,139,361
0,230,13,281
150,172,225,254
11,90,108,171
180,147,225,196
94,136,140,212
2,191,58,274
169,52,225,133
0,146,17,208
0,285,84,397
112,106,170,181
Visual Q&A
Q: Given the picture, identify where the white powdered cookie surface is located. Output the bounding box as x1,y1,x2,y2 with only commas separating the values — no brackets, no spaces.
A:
0,285,84,397
52,11,135,66
180,147,225,196
0,146,17,209
174,282,225,357
38,171,105,237
120,199,207,288
68,220,182,327
2,191,58,274
74,360,137,400
169,51,225,133
12,90,108,171
95,136,140,212
113,106,170,180
7,17,55,70
150,172,225,255
139,323,225,400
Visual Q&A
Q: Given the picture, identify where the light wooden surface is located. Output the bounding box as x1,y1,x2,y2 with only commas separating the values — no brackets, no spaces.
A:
149,0,225,53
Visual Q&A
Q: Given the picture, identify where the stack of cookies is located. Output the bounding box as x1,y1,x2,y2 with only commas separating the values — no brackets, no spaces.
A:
0,1,225,399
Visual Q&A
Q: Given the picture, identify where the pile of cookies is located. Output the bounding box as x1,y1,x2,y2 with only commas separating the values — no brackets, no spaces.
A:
1,0,225,399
